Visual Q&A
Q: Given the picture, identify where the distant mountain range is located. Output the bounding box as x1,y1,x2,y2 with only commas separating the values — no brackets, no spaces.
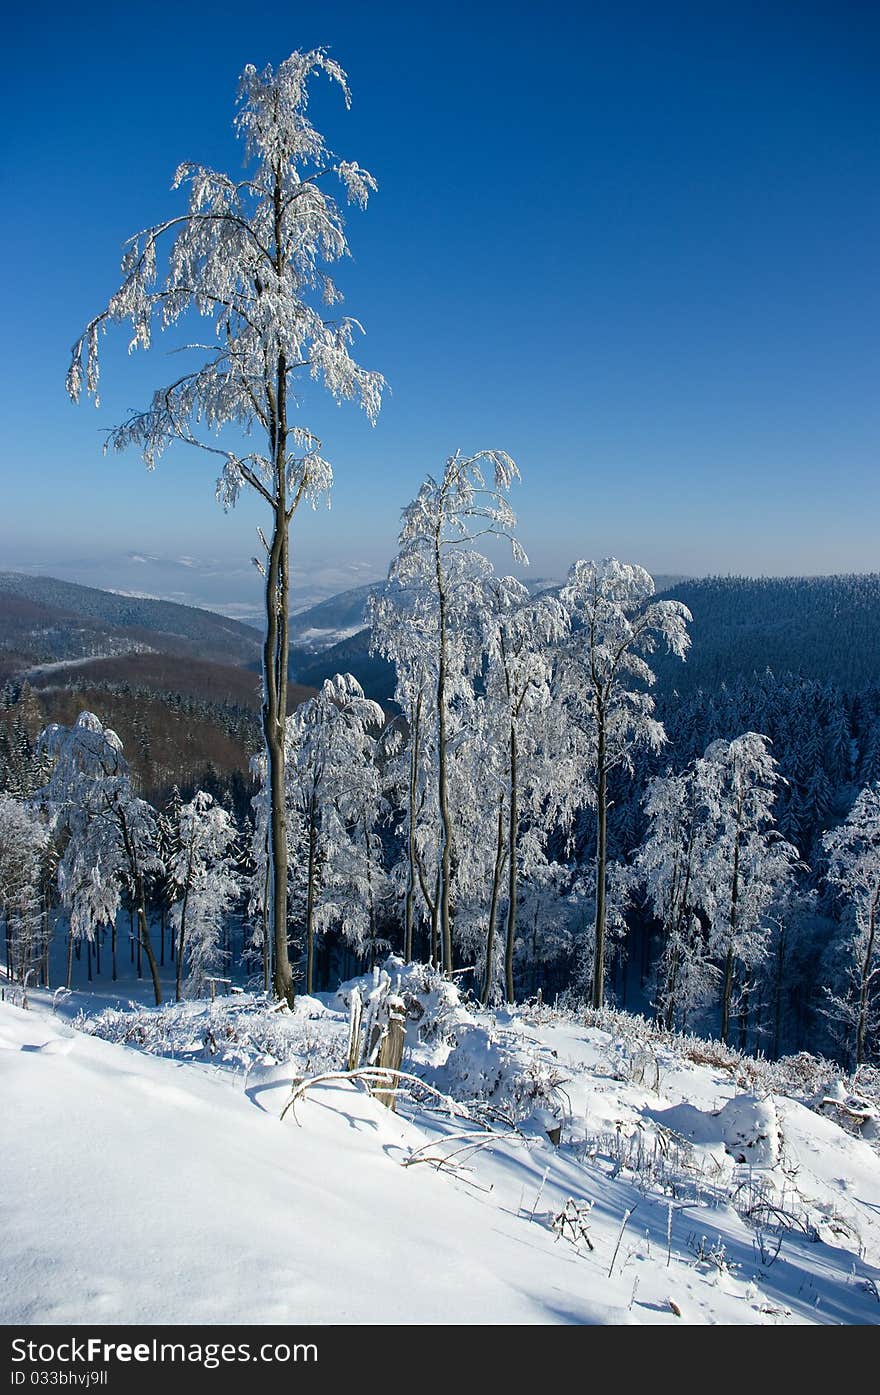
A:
5,567,880,722
0,571,263,669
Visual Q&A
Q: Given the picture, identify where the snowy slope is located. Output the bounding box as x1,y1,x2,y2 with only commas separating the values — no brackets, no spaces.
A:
2,972,879,1327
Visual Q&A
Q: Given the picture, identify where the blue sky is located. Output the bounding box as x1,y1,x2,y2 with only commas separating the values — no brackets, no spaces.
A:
1,0,877,614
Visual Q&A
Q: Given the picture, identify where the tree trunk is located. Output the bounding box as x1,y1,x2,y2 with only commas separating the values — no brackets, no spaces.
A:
592,717,608,1009
262,847,270,993
40,886,50,988
435,567,454,976
431,867,441,969
363,813,377,967
261,163,295,1009
720,804,742,1044
404,693,423,963
263,508,294,1007
305,803,317,995
773,926,786,1059
413,843,437,967
483,794,507,1006
856,886,879,1066
118,807,162,1006
175,836,195,1003
504,721,519,1004
136,892,162,1006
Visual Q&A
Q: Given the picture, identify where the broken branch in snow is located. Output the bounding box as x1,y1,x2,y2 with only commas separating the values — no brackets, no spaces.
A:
280,1067,462,1125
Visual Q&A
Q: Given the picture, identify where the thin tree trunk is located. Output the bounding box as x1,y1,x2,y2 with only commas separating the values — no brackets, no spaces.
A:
363,813,377,969
305,802,317,995
856,886,879,1066
263,512,293,1006
431,867,441,969
413,841,437,967
720,801,742,1044
772,923,788,1058
504,721,519,1004
262,845,270,993
136,892,162,1006
175,834,196,1003
593,717,608,1009
41,885,50,988
404,693,423,962
118,808,162,1006
435,562,454,976
483,794,507,1006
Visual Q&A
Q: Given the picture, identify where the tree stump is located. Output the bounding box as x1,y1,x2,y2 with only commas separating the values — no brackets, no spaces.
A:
374,995,406,1111
346,987,363,1072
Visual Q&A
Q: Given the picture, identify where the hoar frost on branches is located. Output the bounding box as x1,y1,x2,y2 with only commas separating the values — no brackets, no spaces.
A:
700,734,801,1045
38,712,164,1003
284,674,385,992
166,790,241,1001
476,576,570,1004
639,759,720,1031
823,782,880,1065
558,559,692,1009
0,796,50,987
67,49,385,1007
370,450,525,977
639,738,801,1040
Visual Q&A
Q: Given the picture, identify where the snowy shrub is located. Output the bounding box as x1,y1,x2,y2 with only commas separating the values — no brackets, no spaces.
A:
715,1095,781,1167
77,994,347,1077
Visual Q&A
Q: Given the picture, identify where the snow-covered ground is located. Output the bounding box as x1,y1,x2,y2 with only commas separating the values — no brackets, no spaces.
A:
2,963,879,1326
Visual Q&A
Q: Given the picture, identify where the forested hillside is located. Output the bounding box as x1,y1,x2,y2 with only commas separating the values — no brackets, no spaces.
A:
0,571,262,666
654,574,880,696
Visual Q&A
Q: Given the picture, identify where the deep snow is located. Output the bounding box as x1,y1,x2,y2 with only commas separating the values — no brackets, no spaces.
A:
2,964,879,1326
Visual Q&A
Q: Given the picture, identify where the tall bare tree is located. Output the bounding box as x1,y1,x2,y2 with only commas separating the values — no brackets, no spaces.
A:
66,50,385,1005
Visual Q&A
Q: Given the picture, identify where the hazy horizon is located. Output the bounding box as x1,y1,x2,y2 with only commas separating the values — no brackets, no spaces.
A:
3,547,880,624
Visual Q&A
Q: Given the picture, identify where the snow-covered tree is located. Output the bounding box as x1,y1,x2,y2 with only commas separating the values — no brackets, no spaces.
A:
38,712,164,1002
700,733,801,1044
282,674,384,991
371,451,524,976
166,791,241,1000
369,586,438,962
477,576,569,1002
823,782,880,1065
0,796,50,986
67,50,385,1007
638,762,718,1030
559,559,692,1008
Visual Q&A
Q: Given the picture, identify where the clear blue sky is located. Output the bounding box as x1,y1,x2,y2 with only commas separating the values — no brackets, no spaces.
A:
1,0,877,614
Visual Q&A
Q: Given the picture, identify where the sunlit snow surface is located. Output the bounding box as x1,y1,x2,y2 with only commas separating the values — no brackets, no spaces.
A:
2,968,879,1326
